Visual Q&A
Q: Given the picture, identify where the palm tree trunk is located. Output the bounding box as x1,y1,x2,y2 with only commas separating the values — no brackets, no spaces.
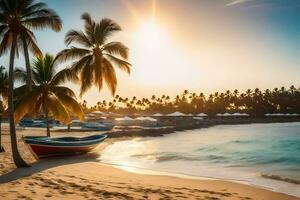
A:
46,113,50,137
0,115,4,152
22,36,32,91
8,33,28,167
43,99,50,137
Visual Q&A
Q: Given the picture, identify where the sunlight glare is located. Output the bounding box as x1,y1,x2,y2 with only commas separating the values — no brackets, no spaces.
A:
130,20,202,88
135,20,168,50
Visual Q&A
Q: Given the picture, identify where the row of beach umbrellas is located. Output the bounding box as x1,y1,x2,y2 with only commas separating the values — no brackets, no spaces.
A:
264,113,299,117
152,112,208,117
216,113,249,117
87,111,299,118
115,116,158,122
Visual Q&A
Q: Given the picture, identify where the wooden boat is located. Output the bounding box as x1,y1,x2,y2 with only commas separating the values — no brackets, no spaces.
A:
81,122,114,131
23,134,107,159
19,119,47,128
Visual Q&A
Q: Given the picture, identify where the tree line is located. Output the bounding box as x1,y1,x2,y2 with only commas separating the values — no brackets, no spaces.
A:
85,86,300,117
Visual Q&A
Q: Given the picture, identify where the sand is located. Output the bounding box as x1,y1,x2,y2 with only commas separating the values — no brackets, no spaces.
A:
0,124,299,200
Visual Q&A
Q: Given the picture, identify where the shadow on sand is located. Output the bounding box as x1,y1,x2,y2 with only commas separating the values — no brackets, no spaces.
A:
0,152,100,184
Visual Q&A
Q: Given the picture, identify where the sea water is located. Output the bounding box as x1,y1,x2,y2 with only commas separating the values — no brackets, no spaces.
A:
100,122,300,197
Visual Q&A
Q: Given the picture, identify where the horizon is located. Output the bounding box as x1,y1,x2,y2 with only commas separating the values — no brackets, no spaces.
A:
1,0,300,106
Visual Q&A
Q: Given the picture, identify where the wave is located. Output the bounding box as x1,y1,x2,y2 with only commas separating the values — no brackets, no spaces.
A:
132,153,191,162
231,140,254,144
195,146,219,152
260,173,300,184
132,152,230,163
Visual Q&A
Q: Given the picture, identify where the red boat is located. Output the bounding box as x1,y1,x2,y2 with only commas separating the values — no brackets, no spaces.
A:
23,135,107,159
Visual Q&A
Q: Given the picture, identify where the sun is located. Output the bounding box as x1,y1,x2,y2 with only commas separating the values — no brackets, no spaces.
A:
134,20,168,50
139,21,162,40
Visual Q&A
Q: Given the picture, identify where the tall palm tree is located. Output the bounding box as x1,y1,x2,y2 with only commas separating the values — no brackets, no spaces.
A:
14,54,84,136
56,13,131,96
0,0,61,167
0,0,62,90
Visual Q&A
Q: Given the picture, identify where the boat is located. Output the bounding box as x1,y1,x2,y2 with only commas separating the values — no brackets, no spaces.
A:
19,119,46,128
81,122,114,131
23,134,107,159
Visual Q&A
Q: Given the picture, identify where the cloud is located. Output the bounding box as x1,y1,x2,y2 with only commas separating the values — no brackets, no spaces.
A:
226,0,253,6
226,0,300,7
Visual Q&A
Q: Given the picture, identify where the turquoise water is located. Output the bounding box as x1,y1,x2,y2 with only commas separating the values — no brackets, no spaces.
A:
100,122,300,196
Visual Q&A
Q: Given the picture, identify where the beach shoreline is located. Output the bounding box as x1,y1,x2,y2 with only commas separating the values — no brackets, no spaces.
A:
0,124,299,200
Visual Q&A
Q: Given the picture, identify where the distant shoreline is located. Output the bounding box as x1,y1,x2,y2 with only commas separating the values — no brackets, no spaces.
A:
102,118,300,139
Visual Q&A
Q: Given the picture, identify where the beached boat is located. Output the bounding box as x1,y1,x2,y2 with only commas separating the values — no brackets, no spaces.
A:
23,134,107,159
81,122,114,131
19,119,47,128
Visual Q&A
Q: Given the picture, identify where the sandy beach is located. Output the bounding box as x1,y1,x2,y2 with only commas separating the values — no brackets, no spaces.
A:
0,125,298,200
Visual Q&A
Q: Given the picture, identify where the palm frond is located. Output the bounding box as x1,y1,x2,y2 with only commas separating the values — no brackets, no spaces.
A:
70,55,93,74
50,86,76,98
0,31,12,56
92,59,103,92
79,60,93,97
22,1,46,14
65,30,92,47
81,12,95,43
31,96,43,117
0,25,8,37
96,18,121,45
32,56,45,83
102,41,129,59
50,67,78,86
43,53,55,81
14,87,41,123
21,28,42,57
22,11,62,32
22,1,50,18
0,0,9,14
104,54,131,74
55,47,90,63
47,94,71,124
31,54,55,83
102,58,117,95
53,91,84,121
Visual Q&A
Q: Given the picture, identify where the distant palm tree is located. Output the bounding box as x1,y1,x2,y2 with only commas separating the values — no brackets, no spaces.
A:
0,66,8,101
56,13,131,96
14,54,84,136
0,100,5,152
0,0,62,167
0,66,7,152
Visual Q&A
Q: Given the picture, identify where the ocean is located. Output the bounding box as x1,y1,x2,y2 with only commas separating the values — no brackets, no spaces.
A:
100,122,300,197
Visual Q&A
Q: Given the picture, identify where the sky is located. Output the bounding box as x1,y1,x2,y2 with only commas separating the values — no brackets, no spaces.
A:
1,0,300,105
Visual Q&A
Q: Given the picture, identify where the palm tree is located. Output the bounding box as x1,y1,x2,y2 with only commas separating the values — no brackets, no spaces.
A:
0,0,62,90
0,0,61,167
14,54,84,136
56,13,131,96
